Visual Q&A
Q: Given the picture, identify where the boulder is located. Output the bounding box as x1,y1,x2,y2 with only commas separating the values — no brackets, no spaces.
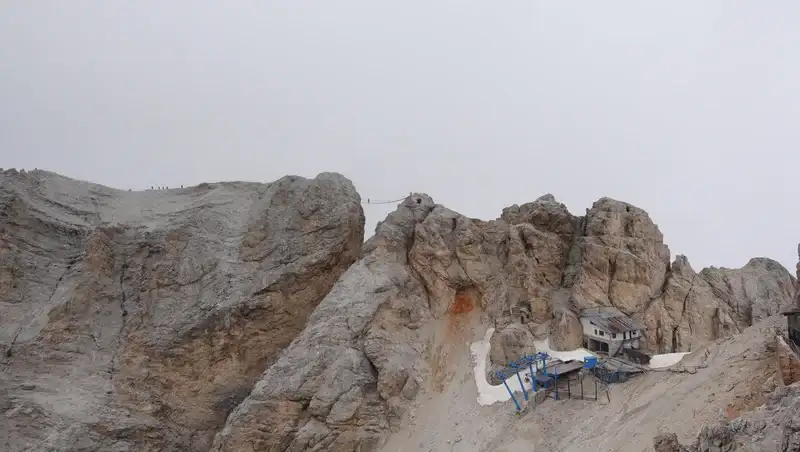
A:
489,323,537,367
653,433,692,452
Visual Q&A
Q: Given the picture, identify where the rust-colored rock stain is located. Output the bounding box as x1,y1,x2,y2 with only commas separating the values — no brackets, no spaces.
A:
429,287,483,393
450,287,476,314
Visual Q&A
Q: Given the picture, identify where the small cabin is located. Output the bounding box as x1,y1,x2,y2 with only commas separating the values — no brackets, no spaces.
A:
783,309,800,347
581,307,646,356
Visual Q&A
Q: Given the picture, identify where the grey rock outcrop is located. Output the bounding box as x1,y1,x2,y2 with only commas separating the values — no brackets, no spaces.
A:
566,197,671,314
212,193,589,449
640,256,796,353
655,383,800,451
3,169,796,452
212,193,796,450
653,433,692,452
211,194,436,451
0,170,364,452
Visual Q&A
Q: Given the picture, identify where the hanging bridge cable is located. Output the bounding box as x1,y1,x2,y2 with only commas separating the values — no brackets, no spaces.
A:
362,196,408,205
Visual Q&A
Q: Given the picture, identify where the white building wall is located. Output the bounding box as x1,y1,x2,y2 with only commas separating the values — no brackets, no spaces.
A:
581,318,618,342
581,317,644,354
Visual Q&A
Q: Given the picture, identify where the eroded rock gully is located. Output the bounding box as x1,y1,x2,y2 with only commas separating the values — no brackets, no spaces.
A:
1,170,795,452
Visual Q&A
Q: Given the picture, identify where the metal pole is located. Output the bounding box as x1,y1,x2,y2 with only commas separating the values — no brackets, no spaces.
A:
515,369,528,401
595,377,598,401
567,375,571,399
580,374,584,399
554,368,559,401
497,372,521,411
528,360,536,392
503,380,521,411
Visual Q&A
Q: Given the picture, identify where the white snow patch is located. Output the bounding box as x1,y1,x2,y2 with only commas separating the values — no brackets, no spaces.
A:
648,352,690,369
470,329,597,406
471,328,530,405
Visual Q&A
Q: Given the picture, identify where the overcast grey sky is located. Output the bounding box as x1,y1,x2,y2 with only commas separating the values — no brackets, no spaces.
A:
1,2,798,272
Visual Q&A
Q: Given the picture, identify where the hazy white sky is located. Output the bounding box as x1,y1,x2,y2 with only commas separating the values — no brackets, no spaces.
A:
1,2,798,272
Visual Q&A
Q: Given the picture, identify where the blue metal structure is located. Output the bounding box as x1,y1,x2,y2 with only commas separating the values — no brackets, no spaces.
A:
496,351,635,410
495,371,521,411
508,361,528,401
498,351,570,411
522,354,538,391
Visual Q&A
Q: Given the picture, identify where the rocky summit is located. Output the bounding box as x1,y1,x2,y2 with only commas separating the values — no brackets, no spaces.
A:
0,169,796,452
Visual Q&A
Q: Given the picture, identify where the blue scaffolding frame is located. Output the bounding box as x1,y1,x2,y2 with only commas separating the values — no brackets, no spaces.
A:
496,351,613,412
497,352,552,411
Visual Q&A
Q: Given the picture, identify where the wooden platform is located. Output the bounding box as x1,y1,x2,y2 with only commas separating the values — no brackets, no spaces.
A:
542,359,585,376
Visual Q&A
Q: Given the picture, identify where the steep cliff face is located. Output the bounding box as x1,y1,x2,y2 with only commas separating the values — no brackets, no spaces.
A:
212,193,795,451
2,171,795,452
640,256,796,353
0,169,364,452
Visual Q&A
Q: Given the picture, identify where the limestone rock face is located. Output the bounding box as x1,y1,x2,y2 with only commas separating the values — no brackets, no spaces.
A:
211,194,436,452
3,170,797,452
702,258,796,326
777,336,800,386
213,193,795,451
568,198,671,315
640,256,796,353
212,194,587,450
654,383,800,452
0,170,364,452
545,197,672,348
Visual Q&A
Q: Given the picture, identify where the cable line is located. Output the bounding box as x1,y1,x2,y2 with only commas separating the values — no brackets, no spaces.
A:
363,195,408,205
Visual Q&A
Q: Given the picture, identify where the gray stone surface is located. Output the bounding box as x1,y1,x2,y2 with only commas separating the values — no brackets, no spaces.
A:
211,194,435,451
0,169,364,452
641,255,796,353
3,169,796,452
212,193,796,451
655,383,800,452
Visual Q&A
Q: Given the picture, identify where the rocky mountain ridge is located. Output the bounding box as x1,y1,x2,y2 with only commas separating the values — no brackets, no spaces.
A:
211,190,795,450
1,169,364,451
1,169,795,451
